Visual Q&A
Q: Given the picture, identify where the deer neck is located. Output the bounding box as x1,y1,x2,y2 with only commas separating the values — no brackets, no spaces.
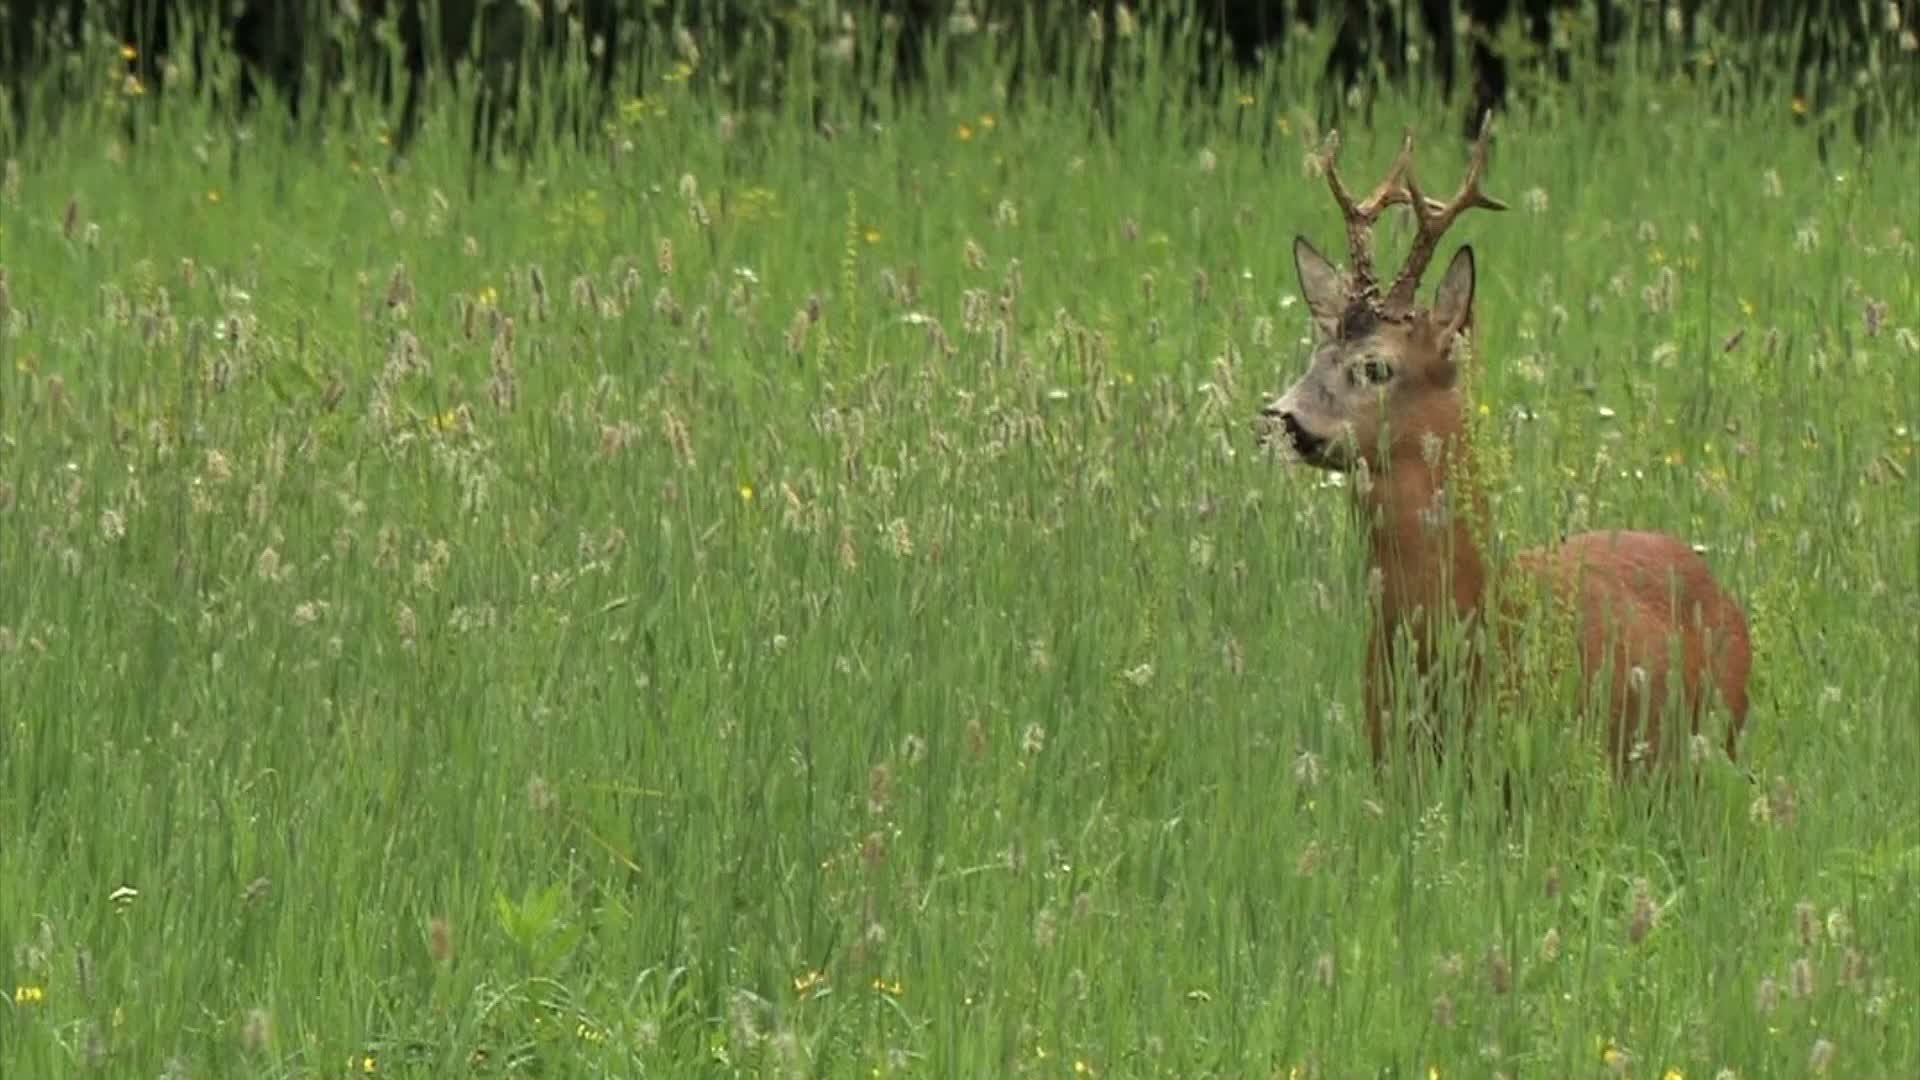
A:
1355,430,1490,649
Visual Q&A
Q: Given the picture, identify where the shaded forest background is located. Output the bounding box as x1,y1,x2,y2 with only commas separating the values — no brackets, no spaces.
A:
4,0,1916,162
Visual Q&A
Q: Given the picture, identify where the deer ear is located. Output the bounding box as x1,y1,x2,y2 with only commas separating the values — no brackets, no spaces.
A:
1432,245,1476,340
1293,236,1347,338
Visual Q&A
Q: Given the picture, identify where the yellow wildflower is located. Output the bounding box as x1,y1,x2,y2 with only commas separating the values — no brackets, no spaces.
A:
739,484,754,502
14,985,46,1004
956,123,974,142
621,96,667,124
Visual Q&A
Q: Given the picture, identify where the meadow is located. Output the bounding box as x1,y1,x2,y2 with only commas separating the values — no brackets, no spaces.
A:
1,12,1917,1078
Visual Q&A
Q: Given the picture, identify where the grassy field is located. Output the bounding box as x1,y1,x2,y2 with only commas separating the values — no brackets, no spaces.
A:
1,14,1917,1079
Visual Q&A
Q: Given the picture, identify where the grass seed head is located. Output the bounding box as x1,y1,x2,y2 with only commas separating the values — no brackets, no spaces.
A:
1314,951,1336,988
1840,948,1867,988
883,517,913,558
1790,955,1815,999
1769,777,1799,827
1627,878,1655,944
241,1007,272,1052
1033,907,1058,948
1021,723,1046,756
1294,840,1322,877
836,525,859,570
527,774,556,813
1794,900,1818,946
964,715,987,759
385,263,413,310
661,408,695,468
880,729,919,768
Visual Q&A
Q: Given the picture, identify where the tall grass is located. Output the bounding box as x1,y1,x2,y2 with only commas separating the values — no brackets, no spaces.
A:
0,8,1916,1078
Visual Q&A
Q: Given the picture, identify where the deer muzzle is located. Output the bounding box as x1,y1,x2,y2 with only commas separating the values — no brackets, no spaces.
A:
1258,393,1330,464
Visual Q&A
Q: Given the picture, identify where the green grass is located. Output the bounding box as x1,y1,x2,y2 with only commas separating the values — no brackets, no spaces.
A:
1,15,1917,1079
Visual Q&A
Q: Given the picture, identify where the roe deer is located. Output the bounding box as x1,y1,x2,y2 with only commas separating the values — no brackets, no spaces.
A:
1255,118,1751,774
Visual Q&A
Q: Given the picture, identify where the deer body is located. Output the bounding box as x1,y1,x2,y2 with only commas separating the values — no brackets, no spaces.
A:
1259,121,1751,772
1508,529,1751,766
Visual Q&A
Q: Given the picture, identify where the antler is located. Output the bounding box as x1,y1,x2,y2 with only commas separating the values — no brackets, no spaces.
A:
1320,128,1416,302
1383,112,1509,311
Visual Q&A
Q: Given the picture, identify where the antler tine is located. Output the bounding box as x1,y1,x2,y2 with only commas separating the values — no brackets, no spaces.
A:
1384,111,1509,311
1321,129,1416,298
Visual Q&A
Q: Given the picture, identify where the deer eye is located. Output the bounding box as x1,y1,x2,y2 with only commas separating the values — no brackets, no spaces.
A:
1360,358,1395,385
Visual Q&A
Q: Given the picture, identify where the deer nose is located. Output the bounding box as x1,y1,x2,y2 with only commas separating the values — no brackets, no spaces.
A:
1254,399,1285,442
1257,404,1326,460
1283,413,1327,456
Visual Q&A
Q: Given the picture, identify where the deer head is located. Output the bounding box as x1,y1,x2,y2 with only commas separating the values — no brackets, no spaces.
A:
1260,117,1507,473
